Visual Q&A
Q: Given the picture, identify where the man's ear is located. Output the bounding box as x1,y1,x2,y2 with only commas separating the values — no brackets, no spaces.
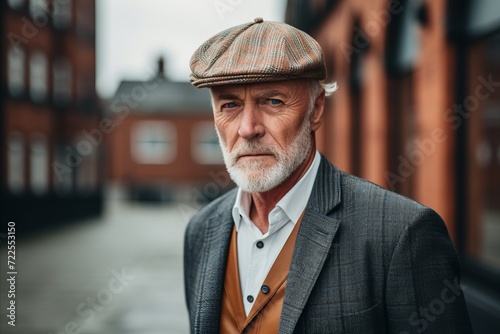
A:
310,88,325,132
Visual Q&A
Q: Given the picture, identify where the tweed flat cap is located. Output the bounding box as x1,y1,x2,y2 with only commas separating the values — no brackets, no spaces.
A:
189,18,326,88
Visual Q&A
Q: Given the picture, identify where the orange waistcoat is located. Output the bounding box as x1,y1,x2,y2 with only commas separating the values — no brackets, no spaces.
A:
220,214,303,333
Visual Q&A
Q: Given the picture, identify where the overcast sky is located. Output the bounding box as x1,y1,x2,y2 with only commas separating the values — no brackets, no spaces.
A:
96,0,287,98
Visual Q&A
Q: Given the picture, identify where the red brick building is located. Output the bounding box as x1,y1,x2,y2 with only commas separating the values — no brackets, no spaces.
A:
1,0,102,230
107,59,229,203
286,0,500,331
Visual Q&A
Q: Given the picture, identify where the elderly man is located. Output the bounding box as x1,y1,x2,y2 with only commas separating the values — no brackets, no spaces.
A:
184,18,472,333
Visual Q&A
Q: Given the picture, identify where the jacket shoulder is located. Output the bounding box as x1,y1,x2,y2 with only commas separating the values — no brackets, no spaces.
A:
186,187,237,232
338,171,444,232
342,172,424,205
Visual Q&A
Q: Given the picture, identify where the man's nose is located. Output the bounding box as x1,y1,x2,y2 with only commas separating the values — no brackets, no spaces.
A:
238,105,265,139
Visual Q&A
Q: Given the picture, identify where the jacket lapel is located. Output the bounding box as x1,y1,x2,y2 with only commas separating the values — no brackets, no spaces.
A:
194,192,236,334
279,155,342,333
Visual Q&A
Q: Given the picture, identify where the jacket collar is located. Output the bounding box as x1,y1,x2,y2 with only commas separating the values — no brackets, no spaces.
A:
279,155,342,333
305,153,342,215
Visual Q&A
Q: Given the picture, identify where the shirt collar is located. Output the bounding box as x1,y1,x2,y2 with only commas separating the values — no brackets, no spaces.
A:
232,151,321,233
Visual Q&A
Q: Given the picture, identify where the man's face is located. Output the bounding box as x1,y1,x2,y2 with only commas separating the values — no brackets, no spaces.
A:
210,80,320,193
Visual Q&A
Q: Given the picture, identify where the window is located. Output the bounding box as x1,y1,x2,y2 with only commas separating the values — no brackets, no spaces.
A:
77,156,98,193
76,71,96,114
464,31,500,272
192,122,224,165
53,144,73,194
29,0,48,22
384,0,424,196
131,121,176,164
8,47,25,96
7,0,24,10
75,136,98,193
75,0,95,41
8,133,25,193
53,58,72,105
30,133,49,195
30,52,48,102
385,0,423,74
53,0,72,29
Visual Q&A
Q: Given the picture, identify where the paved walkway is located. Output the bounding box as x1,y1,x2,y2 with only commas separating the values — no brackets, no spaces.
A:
1,198,195,334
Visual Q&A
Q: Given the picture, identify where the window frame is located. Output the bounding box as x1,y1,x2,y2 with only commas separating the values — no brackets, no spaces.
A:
7,47,26,97
191,121,224,165
29,133,49,195
29,51,49,102
130,121,177,165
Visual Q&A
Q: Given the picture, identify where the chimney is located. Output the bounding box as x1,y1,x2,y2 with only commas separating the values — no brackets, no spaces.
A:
157,56,165,77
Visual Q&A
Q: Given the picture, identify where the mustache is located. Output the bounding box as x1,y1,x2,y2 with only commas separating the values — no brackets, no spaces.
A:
231,141,277,158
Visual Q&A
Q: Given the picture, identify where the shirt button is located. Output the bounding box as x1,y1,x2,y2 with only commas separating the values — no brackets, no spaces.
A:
256,241,264,249
261,285,270,294
247,295,254,303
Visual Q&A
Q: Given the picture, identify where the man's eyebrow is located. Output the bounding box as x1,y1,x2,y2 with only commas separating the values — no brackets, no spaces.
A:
215,90,287,100
256,90,287,99
216,93,240,100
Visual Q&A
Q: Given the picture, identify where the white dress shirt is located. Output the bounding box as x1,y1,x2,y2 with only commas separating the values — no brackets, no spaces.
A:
231,151,321,315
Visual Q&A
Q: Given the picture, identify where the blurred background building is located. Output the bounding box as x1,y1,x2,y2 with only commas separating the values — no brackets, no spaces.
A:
0,0,499,333
286,0,500,331
107,57,229,203
1,0,102,230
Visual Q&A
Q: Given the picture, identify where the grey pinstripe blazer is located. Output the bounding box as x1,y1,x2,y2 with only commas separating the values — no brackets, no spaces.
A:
184,156,473,333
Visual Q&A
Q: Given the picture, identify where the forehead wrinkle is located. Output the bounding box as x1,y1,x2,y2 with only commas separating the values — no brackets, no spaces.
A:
217,93,240,100
211,85,248,101
253,90,288,100
211,81,309,105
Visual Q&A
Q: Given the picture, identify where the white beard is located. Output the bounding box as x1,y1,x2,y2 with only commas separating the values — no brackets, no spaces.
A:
217,117,312,193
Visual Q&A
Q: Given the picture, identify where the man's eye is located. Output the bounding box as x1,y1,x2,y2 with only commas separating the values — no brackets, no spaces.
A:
267,99,282,105
222,102,238,109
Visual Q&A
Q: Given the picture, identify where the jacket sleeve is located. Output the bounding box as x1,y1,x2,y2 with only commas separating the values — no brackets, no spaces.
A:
385,208,473,334
184,215,205,326
184,220,194,314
